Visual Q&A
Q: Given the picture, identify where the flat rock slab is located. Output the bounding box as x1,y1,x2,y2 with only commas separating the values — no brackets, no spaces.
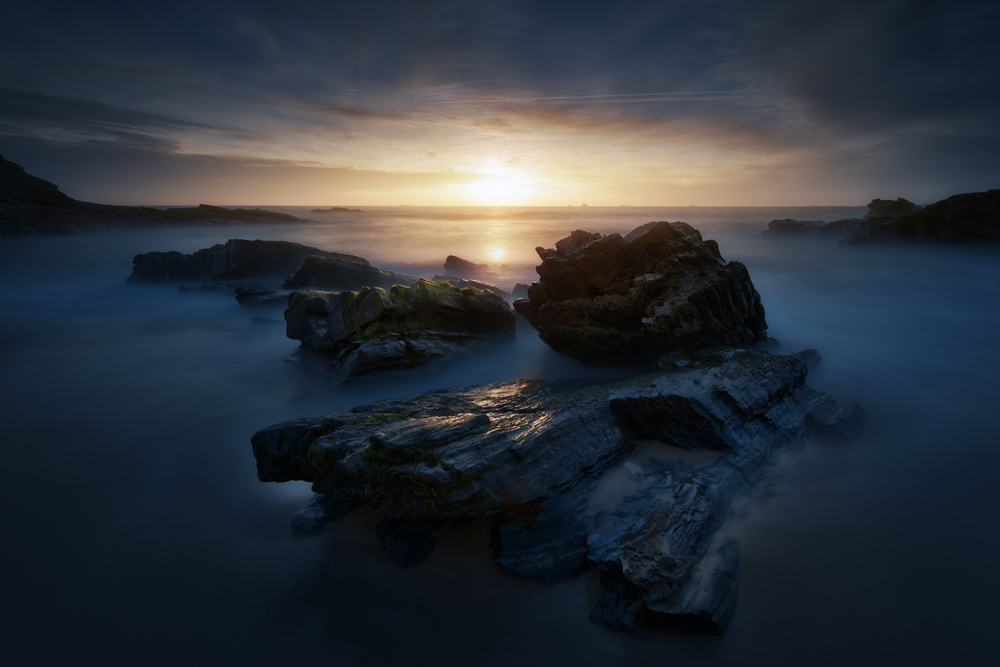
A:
252,348,863,633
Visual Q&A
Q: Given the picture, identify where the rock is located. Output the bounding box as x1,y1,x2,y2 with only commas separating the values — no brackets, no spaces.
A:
1,154,308,235
282,255,417,291
0,152,75,207
844,190,1000,244
290,492,365,533
513,222,768,365
283,279,516,381
310,207,364,213
763,218,863,235
864,197,922,220
128,239,367,286
512,283,530,299
251,348,864,633
432,275,511,300
443,255,497,280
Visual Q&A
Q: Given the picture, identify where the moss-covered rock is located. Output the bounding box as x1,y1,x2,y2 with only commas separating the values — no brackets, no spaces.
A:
285,279,515,381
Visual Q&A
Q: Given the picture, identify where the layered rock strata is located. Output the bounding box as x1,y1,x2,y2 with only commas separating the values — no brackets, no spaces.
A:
252,348,863,633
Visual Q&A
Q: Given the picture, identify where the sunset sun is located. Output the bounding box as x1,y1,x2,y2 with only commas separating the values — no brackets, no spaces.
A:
462,173,531,206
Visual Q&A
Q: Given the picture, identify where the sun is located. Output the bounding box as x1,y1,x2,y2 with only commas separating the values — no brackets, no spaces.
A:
463,174,530,206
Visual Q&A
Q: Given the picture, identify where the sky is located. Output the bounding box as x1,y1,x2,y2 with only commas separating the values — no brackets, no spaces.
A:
1,0,998,206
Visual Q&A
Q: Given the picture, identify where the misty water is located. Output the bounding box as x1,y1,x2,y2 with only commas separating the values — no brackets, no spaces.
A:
2,207,999,666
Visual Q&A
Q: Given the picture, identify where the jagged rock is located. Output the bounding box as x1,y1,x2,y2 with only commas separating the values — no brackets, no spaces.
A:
0,152,75,207
251,348,864,633
282,255,417,291
127,239,365,287
284,279,515,381
864,197,923,220
844,190,1000,244
513,222,768,365
763,218,863,235
443,255,497,280
432,275,511,300
512,283,529,299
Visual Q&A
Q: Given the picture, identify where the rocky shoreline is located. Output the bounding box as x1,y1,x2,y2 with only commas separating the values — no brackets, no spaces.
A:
0,153,306,235
763,190,1000,243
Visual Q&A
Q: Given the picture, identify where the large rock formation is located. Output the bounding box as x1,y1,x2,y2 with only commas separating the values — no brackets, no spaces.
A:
128,239,367,286
843,190,1000,244
251,348,864,633
0,153,306,235
282,255,417,291
285,279,515,381
513,222,768,365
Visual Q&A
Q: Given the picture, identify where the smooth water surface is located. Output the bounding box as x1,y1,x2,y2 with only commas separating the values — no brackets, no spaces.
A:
2,207,998,665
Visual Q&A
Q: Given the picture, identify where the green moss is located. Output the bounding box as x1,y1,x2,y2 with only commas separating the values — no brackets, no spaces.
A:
359,436,485,517
361,409,420,425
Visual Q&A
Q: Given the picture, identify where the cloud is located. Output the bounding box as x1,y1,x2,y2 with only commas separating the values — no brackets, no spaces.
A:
223,14,283,58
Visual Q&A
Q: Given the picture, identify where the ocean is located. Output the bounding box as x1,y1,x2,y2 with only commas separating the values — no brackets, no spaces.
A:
1,206,998,665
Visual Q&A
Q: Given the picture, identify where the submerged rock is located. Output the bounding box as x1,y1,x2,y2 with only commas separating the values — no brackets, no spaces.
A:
843,190,1000,244
282,255,417,291
284,279,515,381
252,348,863,633
128,239,365,286
513,222,768,365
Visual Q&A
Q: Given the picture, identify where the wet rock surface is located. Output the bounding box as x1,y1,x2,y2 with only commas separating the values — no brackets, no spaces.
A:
513,221,769,365
284,279,515,381
252,348,863,633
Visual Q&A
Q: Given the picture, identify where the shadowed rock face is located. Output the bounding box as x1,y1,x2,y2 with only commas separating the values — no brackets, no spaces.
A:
284,279,515,381
0,152,75,207
844,190,1000,244
127,239,367,285
251,348,864,633
513,222,768,365
283,255,417,291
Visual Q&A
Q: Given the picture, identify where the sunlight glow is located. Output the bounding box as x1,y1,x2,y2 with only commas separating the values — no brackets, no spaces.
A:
488,246,505,262
461,173,532,206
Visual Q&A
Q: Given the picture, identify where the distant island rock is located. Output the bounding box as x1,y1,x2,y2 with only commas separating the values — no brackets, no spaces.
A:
763,191,1000,244
252,347,864,633
514,222,769,365
843,190,1000,244
310,207,364,213
0,153,306,235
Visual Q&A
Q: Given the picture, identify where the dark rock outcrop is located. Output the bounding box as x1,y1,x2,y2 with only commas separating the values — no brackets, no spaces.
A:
443,255,498,280
843,190,1000,244
763,217,863,235
128,239,367,286
282,255,417,291
251,348,863,633
0,154,306,235
513,222,768,365
284,279,515,381
310,207,364,213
